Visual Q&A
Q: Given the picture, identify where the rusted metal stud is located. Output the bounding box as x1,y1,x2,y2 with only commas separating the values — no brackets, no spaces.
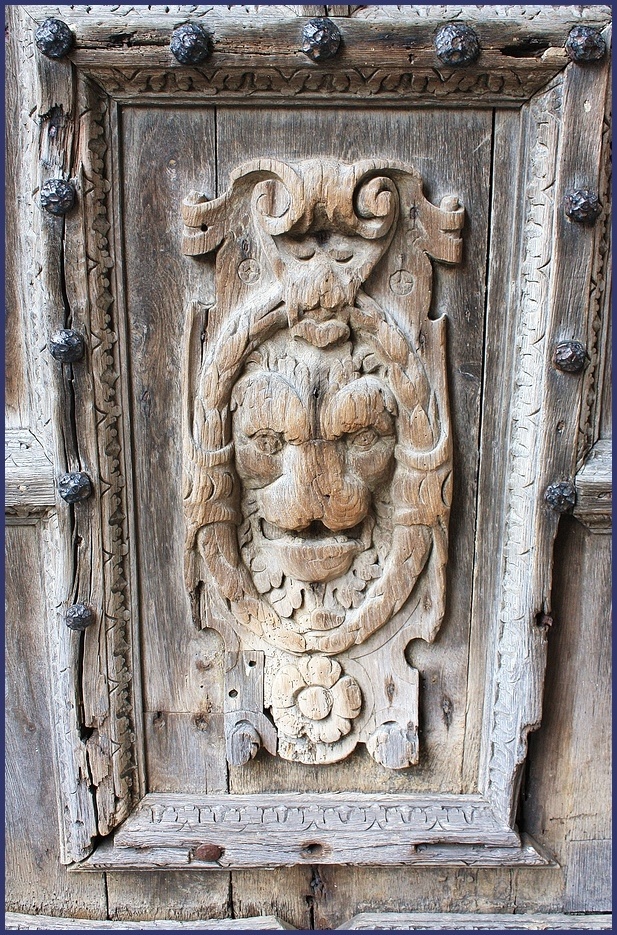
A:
193,844,224,861
564,189,602,224
58,471,92,504
544,480,577,513
34,18,75,59
565,25,606,63
434,23,480,66
170,23,213,65
553,340,588,373
301,17,342,62
65,604,95,631
40,179,76,216
49,329,85,363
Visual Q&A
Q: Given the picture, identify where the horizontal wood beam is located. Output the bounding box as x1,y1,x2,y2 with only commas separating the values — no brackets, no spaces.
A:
338,912,613,930
5,429,56,514
574,438,612,533
5,913,294,930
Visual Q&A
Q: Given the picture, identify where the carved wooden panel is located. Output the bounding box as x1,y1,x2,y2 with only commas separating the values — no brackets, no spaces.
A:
10,4,611,884
181,158,463,768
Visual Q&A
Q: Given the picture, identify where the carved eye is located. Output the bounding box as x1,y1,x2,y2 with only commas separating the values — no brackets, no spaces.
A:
251,430,284,455
330,248,353,264
348,427,379,451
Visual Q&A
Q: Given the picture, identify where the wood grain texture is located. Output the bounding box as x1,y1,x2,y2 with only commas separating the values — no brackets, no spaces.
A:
338,911,612,930
574,439,611,532
215,105,491,796
5,524,108,917
5,912,294,930
182,155,462,769
5,429,56,513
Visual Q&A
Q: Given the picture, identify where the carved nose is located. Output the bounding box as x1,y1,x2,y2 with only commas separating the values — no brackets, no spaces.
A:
260,441,370,533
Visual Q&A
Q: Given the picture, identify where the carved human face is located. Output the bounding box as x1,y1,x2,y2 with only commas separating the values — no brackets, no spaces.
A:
231,334,397,599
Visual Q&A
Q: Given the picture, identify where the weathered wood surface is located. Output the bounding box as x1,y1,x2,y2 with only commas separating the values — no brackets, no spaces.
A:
5,1,612,928
5,525,108,917
5,912,295,930
5,429,56,513
338,911,613,930
573,439,612,532
216,104,490,797
21,5,611,107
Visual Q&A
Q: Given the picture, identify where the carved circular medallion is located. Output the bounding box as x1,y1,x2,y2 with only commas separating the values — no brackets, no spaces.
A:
389,269,414,295
238,258,261,284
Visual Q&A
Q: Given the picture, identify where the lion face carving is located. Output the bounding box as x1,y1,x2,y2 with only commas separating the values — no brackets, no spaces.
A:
181,158,463,765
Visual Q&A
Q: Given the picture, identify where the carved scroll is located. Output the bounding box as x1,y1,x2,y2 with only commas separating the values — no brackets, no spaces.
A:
182,158,464,767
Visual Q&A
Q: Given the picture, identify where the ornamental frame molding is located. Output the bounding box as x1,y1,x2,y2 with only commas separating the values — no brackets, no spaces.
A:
14,5,611,870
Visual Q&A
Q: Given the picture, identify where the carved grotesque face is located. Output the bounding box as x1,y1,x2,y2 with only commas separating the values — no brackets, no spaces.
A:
231,329,397,636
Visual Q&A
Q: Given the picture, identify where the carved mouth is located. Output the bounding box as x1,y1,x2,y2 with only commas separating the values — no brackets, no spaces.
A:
259,519,364,583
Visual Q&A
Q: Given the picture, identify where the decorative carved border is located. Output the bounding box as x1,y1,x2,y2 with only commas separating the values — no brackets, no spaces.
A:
23,4,611,869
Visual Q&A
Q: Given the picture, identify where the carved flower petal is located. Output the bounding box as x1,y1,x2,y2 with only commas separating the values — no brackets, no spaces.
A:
306,655,340,689
273,706,305,738
271,666,306,707
331,675,362,719
306,714,350,744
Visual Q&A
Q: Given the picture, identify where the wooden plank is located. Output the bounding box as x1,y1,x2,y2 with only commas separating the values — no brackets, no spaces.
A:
515,517,612,913
215,104,491,798
574,439,612,532
5,912,295,930
338,911,612,930
5,525,108,917
564,841,612,914
5,429,56,512
78,835,550,871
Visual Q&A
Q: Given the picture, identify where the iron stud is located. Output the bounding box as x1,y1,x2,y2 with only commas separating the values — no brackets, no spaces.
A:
40,179,75,216
565,25,606,63
301,17,342,62
58,472,92,504
434,23,480,66
170,23,213,65
35,18,75,59
66,604,95,631
564,189,601,224
49,329,85,363
553,341,588,373
544,481,577,513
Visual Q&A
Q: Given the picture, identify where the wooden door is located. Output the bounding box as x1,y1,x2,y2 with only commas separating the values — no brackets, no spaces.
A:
6,5,611,929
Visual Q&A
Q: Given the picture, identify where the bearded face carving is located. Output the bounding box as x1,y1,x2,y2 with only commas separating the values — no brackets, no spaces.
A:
182,159,464,767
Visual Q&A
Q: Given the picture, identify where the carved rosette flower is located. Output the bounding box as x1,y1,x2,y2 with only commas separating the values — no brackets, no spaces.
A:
272,656,362,744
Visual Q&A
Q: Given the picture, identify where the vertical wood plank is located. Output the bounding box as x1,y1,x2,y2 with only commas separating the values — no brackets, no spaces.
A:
216,105,491,797
5,524,108,917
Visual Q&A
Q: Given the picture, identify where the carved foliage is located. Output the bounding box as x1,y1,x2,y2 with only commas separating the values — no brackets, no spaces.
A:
182,158,464,766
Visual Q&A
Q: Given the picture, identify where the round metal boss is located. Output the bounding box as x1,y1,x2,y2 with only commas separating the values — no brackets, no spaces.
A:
434,23,480,66
66,604,95,631
301,17,342,61
49,329,85,363
40,179,76,216
544,481,577,513
565,25,606,63
170,23,213,65
35,18,75,59
553,341,587,373
564,189,602,224
58,471,92,504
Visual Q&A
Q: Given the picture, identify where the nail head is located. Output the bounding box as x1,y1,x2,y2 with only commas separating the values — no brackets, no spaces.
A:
35,18,75,59
66,603,95,631
170,23,213,65
565,25,606,63
49,329,85,363
40,179,76,216
302,17,342,62
553,340,587,373
434,23,481,66
58,472,92,504
544,481,577,513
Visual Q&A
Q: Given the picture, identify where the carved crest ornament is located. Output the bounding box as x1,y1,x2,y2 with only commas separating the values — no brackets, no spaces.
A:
182,159,464,768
